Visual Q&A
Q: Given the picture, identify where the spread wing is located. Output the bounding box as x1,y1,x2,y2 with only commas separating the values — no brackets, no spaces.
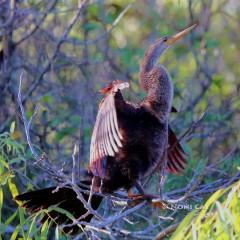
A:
90,81,129,178
167,127,187,173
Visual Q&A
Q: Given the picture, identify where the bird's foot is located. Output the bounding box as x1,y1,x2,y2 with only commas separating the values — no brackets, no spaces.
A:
127,190,147,206
128,190,167,208
127,190,144,200
151,198,169,209
127,188,171,209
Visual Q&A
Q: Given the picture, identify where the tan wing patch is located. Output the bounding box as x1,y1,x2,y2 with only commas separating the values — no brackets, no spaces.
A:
89,81,129,178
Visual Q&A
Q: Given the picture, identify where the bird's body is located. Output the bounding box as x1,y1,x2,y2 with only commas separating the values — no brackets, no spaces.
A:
89,37,188,193
92,96,169,193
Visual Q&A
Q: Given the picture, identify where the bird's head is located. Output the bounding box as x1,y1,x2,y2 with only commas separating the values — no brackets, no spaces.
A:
141,23,197,74
153,23,197,54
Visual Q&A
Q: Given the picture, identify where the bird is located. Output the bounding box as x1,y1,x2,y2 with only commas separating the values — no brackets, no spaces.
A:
88,24,197,194
15,23,197,234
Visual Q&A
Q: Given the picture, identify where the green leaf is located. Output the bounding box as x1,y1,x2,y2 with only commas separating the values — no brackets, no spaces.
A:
4,210,17,228
55,127,76,141
55,227,59,240
47,206,75,221
0,172,11,186
8,178,19,198
192,223,197,240
171,181,240,239
216,201,225,221
0,188,3,223
87,3,98,16
18,208,27,239
0,157,10,170
84,22,99,32
195,188,227,225
10,226,20,240
40,220,50,238
225,184,238,208
26,214,38,240
10,121,15,134
18,207,25,226
42,95,53,104
171,209,197,240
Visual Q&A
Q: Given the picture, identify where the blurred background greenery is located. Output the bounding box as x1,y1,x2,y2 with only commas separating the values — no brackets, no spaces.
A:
0,0,240,239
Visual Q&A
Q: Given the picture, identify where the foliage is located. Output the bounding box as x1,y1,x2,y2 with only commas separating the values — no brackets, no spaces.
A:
0,129,70,239
171,181,240,240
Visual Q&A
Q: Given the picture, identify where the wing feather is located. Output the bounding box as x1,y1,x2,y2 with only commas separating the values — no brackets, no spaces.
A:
90,81,129,178
101,103,109,156
105,96,115,155
167,127,187,174
109,95,122,148
106,102,118,152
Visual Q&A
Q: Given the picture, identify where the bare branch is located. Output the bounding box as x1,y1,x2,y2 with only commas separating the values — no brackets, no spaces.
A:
15,1,58,46
155,222,179,240
17,73,40,160
22,0,89,103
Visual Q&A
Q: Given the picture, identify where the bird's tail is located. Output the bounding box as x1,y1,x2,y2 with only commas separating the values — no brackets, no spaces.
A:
14,181,102,234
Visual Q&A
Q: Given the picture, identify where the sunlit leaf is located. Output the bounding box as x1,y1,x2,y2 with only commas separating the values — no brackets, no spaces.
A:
10,226,20,240
170,209,197,240
8,178,19,198
10,121,16,134
40,220,50,239
171,181,240,239
0,188,2,223
19,207,27,239
26,214,38,240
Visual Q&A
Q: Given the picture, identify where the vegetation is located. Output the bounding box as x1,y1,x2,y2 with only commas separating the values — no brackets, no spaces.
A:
0,0,240,239
170,181,240,240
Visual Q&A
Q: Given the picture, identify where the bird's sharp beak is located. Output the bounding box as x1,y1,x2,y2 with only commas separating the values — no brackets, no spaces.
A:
165,23,197,46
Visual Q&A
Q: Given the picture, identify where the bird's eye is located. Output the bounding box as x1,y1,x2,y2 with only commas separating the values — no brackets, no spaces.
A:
163,37,168,42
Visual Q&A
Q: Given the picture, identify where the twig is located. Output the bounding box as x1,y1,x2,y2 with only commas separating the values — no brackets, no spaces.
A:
15,1,58,46
155,222,179,240
96,201,146,228
72,144,78,184
17,73,40,161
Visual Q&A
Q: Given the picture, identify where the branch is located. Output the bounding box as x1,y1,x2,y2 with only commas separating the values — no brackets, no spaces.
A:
15,1,58,46
0,0,16,29
17,74,103,222
155,222,179,240
17,73,40,160
22,0,89,103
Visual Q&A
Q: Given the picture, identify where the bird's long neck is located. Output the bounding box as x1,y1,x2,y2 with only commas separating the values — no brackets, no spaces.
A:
140,43,163,74
140,43,173,122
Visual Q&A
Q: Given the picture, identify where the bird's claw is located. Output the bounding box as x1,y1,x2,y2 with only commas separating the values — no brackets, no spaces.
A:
151,198,168,209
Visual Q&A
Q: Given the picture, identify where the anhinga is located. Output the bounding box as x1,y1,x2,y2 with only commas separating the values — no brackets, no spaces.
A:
15,24,197,234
